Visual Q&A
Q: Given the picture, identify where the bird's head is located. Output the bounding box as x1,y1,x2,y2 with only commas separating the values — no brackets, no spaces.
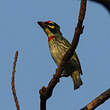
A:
38,21,62,40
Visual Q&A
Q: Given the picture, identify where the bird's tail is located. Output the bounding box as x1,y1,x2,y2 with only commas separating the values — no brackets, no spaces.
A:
71,71,83,90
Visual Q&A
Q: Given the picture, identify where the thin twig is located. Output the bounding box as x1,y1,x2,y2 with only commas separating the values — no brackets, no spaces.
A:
39,0,87,110
11,51,20,110
81,88,110,110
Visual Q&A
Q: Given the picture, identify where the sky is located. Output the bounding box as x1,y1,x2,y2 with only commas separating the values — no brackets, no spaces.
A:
0,0,110,110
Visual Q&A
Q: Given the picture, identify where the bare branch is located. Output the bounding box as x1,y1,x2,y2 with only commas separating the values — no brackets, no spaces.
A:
39,0,87,110
81,88,110,110
11,51,20,110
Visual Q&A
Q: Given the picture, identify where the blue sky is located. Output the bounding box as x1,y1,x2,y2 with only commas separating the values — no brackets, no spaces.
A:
0,0,110,110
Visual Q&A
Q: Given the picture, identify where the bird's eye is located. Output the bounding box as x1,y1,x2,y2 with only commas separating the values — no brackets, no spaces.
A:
48,25,55,29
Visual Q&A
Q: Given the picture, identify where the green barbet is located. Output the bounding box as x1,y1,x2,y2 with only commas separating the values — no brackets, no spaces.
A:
38,20,83,90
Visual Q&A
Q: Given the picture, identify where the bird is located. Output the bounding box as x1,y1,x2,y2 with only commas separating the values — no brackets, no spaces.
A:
37,20,83,90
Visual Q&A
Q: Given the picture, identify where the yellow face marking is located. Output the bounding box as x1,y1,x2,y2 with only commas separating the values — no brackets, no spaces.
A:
45,28,50,33
48,25,55,29
45,28,51,35
45,28,54,36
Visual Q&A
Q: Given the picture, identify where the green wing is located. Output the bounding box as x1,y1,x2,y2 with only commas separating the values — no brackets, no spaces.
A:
72,52,83,75
57,36,83,75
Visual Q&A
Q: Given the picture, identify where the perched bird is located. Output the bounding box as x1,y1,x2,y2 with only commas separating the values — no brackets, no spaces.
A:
38,21,83,90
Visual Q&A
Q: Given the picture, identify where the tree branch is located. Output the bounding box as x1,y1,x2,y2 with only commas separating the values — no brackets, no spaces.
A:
39,0,87,110
90,0,110,13
11,51,20,110
81,88,110,110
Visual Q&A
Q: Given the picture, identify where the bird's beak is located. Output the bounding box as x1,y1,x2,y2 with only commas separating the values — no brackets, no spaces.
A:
37,21,47,29
37,21,51,36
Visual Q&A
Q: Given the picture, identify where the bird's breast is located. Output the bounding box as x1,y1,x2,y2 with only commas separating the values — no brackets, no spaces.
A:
48,40,69,66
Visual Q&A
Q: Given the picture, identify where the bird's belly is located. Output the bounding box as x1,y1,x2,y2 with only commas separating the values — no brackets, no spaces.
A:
51,49,75,75
50,45,65,66
49,40,79,76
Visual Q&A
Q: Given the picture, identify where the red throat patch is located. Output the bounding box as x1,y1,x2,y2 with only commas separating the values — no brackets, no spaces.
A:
48,36,55,42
